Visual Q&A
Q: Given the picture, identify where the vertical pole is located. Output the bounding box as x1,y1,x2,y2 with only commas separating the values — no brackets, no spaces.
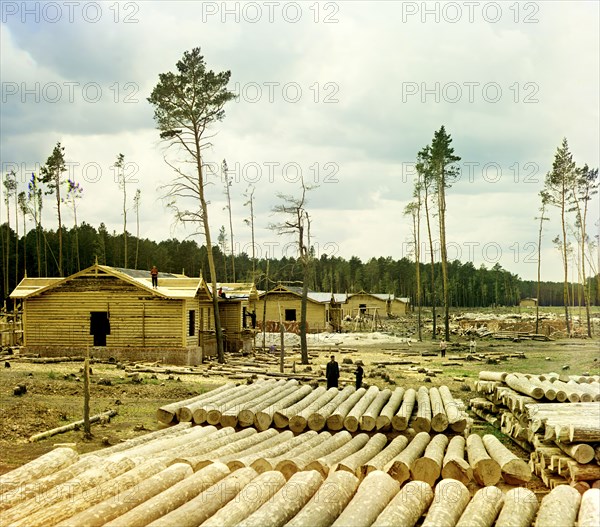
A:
83,346,91,439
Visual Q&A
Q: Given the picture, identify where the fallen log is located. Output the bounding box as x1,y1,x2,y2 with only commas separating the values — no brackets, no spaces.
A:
555,441,596,465
360,388,392,431
307,386,355,431
566,459,600,482
421,478,471,527
157,382,235,424
361,435,409,478
274,386,327,429
236,470,324,527
479,371,508,382
226,431,297,470
456,486,504,527
372,480,433,527
289,388,338,433
535,484,581,527
327,388,367,431
466,434,501,486
505,373,544,399
375,387,405,431
147,466,258,527
578,488,600,527
331,470,399,527
344,386,379,432
207,380,278,425
28,409,117,442
441,435,472,485
336,433,388,476
413,386,431,433
428,387,449,432
221,379,289,427
495,487,539,527
392,388,416,431
251,431,327,474
286,470,359,527
482,434,531,485
411,434,449,487
102,463,230,527
236,380,300,427
306,433,370,477
385,431,431,484
254,384,313,431
438,385,467,432
192,383,259,424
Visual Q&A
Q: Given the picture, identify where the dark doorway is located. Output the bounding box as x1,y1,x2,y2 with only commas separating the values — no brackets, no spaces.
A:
90,312,110,346
285,309,297,321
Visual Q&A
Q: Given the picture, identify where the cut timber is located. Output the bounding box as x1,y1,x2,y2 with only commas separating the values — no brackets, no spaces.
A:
466,434,501,486
441,436,472,486
327,387,367,431
192,383,259,424
413,386,432,433
421,478,471,527
221,379,288,428
344,385,380,432
236,470,324,527
535,484,581,527
411,434,449,487
286,470,359,527
428,387,449,432
308,386,355,431
392,388,416,431
59,463,193,527
376,387,405,431
254,384,312,431
479,371,508,382
274,386,327,429
207,379,278,425
578,488,600,527
277,430,352,479
232,431,316,470
360,388,392,431
555,441,595,464
566,459,600,482
332,471,400,527
28,410,117,442
0,447,78,490
225,431,296,470
482,434,531,485
103,463,231,527
306,433,370,477
456,486,504,527
495,487,539,527
147,467,258,527
159,382,235,423
361,435,408,478
336,433,388,475
200,470,286,527
385,431,431,485
237,380,299,427
505,373,544,399
372,480,433,527
251,431,327,474
288,388,338,433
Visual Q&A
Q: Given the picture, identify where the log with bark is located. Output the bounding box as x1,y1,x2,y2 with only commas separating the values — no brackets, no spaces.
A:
494,487,539,527
306,433,370,477
441,436,473,486
286,470,359,527
421,478,471,527
254,384,313,431
344,386,380,432
428,387,449,432
336,433,388,476
327,388,367,431
375,387,405,431
28,409,117,442
236,470,324,527
360,388,392,431
535,483,581,527
385,431,431,484
411,434,449,487
392,388,416,431
146,467,258,527
307,386,355,431
413,386,432,433
455,486,504,527
103,463,231,527
482,434,532,485
578,488,600,527
331,470,400,527
372,479,433,527
466,434,501,486
361,435,409,478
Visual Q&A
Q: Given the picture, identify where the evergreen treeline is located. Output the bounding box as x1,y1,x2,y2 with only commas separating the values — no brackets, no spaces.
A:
2,221,598,309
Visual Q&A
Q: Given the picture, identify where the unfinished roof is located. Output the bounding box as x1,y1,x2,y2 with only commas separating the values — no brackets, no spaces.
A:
207,282,258,300
9,278,63,298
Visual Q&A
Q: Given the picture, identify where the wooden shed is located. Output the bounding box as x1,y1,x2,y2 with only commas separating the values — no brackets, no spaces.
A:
520,297,538,308
10,264,216,365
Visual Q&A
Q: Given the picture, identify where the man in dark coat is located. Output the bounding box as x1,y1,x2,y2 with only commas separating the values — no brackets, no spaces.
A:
355,363,364,390
326,355,340,389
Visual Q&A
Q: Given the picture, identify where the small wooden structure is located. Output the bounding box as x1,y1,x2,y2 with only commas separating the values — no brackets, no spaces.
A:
345,291,410,319
519,298,538,308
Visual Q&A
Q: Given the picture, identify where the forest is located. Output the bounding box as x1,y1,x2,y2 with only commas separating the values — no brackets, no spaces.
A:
1,220,598,309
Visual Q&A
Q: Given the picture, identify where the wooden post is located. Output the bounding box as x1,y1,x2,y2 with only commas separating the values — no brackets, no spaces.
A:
83,347,91,439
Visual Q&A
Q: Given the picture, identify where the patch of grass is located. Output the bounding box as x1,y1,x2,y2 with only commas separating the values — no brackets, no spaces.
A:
47,371,58,380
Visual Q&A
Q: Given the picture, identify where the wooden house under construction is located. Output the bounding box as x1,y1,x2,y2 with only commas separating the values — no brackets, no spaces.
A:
10,264,258,365
344,291,410,319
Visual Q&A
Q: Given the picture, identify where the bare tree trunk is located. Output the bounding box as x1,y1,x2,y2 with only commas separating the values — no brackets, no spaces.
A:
83,351,91,439
424,185,436,337
438,184,450,341
561,196,571,335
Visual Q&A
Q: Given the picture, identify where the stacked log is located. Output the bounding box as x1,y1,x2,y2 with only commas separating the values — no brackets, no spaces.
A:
472,370,600,489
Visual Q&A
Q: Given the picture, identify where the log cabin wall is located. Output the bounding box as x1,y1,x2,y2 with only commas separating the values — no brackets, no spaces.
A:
256,292,326,332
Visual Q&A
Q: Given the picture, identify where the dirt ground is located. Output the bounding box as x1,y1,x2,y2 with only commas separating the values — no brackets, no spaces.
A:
1,317,599,479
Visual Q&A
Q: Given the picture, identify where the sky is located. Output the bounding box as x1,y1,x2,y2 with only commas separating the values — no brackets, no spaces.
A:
1,0,599,283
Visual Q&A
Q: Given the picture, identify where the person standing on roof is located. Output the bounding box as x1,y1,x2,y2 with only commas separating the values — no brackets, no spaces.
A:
150,266,158,288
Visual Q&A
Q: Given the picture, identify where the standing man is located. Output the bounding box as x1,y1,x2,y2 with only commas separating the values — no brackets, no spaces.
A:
439,339,447,358
326,355,340,389
150,265,159,289
355,363,364,390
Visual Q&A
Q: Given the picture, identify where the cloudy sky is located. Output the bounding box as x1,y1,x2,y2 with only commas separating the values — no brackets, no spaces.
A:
1,0,598,282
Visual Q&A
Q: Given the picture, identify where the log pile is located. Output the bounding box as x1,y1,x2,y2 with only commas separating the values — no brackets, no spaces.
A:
157,379,470,436
472,371,600,490
4,423,600,527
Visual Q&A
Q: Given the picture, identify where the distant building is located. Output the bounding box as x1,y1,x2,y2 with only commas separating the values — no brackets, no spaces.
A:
345,291,410,318
519,298,538,308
